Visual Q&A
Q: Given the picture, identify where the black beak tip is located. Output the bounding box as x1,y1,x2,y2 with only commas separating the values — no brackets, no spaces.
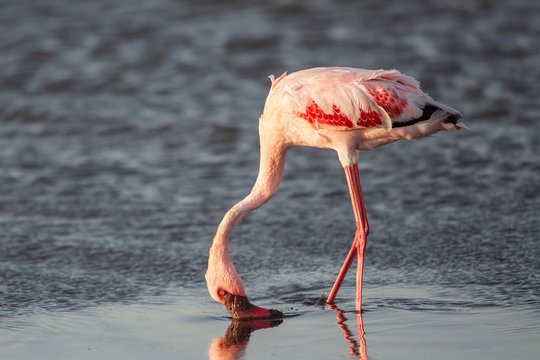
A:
268,309,284,319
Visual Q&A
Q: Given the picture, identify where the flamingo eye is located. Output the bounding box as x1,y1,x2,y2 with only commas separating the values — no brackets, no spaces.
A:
218,289,226,297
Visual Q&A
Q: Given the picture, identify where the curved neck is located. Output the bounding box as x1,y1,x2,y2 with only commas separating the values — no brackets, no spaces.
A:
212,138,287,249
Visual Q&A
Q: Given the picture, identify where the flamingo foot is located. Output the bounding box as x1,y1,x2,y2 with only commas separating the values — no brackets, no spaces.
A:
222,292,283,320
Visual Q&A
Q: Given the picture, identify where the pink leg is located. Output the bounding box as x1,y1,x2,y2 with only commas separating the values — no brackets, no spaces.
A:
355,230,366,311
327,163,369,312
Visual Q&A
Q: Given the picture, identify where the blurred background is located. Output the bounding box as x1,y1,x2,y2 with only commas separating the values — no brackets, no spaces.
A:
0,0,538,321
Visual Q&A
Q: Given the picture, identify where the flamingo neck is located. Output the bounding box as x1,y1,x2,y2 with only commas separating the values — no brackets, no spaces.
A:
212,143,287,249
206,128,286,302
212,133,287,250
212,193,266,249
206,129,287,303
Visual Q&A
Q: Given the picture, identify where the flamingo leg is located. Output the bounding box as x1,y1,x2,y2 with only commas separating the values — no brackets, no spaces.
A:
327,163,369,312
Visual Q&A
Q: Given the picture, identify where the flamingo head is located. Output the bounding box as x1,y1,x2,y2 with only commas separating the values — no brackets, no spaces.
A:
215,289,283,320
206,245,283,320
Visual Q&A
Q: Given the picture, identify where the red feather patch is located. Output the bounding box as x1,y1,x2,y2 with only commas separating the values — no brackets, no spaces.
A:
365,85,408,120
298,101,383,128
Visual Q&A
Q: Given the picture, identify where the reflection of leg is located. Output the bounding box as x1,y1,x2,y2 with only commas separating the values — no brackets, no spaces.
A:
327,163,369,308
356,312,367,360
330,304,368,359
330,305,360,357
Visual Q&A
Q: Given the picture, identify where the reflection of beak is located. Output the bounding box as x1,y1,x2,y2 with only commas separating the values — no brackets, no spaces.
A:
224,318,283,346
222,293,283,320
208,319,283,359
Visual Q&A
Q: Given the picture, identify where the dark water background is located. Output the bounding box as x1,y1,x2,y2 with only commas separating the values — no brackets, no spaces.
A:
0,0,539,358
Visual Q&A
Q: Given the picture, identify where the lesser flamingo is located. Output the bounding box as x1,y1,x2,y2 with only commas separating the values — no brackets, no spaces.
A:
205,67,465,319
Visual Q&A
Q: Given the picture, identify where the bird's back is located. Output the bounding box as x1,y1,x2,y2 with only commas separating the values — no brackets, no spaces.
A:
264,67,461,132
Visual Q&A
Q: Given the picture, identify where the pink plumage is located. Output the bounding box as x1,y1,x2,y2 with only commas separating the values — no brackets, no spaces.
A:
267,67,460,132
206,67,465,319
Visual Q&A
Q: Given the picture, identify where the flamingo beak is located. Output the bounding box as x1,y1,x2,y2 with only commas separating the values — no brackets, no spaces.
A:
222,292,283,320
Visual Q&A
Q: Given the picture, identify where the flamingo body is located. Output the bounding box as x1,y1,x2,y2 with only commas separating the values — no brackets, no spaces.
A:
262,67,463,166
206,67,465,319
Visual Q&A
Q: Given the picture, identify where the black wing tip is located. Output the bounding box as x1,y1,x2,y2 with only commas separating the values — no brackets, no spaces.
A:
443,113,462,125
392,104,462,128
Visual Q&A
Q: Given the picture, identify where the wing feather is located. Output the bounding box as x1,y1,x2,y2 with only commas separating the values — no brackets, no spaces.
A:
266,67,451,131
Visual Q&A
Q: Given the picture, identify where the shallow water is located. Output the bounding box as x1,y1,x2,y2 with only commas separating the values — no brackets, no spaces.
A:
1,0,539,359
1,289,538,360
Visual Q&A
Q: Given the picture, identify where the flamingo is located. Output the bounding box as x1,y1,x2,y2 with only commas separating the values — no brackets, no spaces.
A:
205,67,465,319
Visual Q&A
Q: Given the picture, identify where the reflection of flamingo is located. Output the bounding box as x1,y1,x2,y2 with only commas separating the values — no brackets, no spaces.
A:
208,319,282,360
330,305,367,359
206,67,465,318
